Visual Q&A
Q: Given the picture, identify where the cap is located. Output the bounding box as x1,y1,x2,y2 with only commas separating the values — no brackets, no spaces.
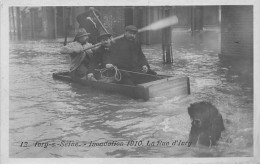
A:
75,28,90,39
125,25,138,33
75,31,90,39
73,28,91,42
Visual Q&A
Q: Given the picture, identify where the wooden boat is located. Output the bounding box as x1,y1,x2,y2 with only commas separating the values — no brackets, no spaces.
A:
52,70,190,101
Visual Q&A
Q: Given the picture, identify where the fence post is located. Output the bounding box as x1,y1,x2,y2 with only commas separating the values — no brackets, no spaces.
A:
54,7,57,39
162,7,173,64
29,8,35,39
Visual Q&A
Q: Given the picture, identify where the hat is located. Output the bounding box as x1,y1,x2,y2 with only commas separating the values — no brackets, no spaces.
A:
125,25,138,33
98,32,112,41
75,28,90,39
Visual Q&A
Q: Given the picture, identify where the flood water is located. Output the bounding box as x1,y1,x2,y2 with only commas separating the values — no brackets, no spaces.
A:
9,31,253,158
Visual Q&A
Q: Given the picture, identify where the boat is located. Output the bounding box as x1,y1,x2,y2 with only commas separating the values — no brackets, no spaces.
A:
52,70,190,101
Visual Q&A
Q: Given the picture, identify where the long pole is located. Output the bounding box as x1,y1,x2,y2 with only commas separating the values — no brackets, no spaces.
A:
82,34,124,51
82,14,178,52
91,9,109,34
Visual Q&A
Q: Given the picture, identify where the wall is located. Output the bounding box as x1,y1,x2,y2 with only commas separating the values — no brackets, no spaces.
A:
137,6,166,44
203,6,219,26
13,6,221,41
98,6,125,36
219,6,253,60
174,6,191,28
138,6,220,44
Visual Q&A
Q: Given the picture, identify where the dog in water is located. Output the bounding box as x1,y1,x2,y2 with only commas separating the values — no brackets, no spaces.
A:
188,102,225,147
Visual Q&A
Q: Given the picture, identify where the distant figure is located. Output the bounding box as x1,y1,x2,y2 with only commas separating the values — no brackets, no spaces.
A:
76,7,101,44
60,28,95,80
188,102,225,147
106,25,156,85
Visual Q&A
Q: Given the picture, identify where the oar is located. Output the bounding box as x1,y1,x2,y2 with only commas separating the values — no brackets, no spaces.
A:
90,8,109,34
64,13,178,46
82,34,124,51
138,15,178,32
81,15,178,51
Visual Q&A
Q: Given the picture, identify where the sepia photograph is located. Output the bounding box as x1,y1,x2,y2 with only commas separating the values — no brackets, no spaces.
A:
1,0,260,164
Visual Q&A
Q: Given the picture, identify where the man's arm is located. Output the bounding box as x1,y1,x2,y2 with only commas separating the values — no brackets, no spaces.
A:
60,42,82,54
137,43,150,68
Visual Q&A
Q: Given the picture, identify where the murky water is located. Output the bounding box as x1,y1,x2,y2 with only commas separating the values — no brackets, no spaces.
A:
9,32,253,158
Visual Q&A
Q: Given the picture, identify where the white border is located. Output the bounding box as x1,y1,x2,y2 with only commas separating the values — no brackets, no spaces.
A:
1,0,259,6
1,0,260,164
1,0,10,164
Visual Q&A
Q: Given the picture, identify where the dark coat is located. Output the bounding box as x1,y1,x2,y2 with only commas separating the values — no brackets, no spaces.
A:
106,37,150,72
76,11,100,44
88,46,110,72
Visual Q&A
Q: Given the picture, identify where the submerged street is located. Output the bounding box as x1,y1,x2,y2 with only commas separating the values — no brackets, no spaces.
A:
9,31,253,157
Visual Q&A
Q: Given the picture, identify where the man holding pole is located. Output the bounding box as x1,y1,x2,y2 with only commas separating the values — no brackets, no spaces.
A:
105,25,156,85
60,28,96,80
60,28,113,81
86,32,113,80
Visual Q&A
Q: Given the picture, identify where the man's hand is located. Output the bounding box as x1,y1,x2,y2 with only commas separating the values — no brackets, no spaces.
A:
82,43,93,55
106,64,114,69
142,65,148,73
87,73,97,81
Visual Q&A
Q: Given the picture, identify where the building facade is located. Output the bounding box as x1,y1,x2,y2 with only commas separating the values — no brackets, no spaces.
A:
10,6,220,42
219,6,253,61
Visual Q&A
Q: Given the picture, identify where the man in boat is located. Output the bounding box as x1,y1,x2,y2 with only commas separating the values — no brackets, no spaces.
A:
91,32,112,69
87,32,113,80
60,28,96,80
76,7,101,44
104,25,157,85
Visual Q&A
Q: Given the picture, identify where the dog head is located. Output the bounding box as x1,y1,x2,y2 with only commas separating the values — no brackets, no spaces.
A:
188,102,219,129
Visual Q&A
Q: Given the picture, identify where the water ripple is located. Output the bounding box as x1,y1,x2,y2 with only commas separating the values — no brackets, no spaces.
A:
9,38,253,158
